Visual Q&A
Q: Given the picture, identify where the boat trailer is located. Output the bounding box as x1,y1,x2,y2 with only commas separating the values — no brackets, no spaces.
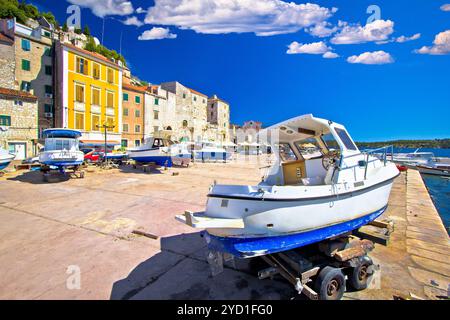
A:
40,164,85,182
205,219,393,300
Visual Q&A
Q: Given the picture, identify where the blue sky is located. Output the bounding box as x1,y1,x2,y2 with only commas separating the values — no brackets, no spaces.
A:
32,0,450,141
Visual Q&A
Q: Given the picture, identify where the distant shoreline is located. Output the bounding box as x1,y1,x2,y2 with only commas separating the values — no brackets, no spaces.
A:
356,139,450,149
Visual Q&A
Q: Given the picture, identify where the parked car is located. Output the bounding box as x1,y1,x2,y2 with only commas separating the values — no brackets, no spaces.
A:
81,148,102,163
22,156,40,164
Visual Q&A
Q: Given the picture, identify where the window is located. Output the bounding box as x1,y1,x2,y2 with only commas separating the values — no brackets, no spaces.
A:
22,59,30,71
92,63,100,79
193,96,197,101
107,68,114,83
21,39,30,51
45,65,52,75
75,84,84,103
14,100,23,106
75,112,84,129
135,140,140,147
321,133,340,151
155,98,159,105
20,81,31,92
0,115,11,126
335,128,358,151
121,140,128,148
106,91,114,108
183,93,186,99
45,85,52,95
44,47,51,56
44,104,52,113
92,114,100,131
123,93,129,101
154,110,159,120
135,125,141,133
277,143,297,162
294,138,323,160
43,31,51,37
135,96,141,104
123,123,129,132
106,117,114,131
123,108,129,116
91,87,100,106
76,57,88,75
135,109,140,117
153,126,159,133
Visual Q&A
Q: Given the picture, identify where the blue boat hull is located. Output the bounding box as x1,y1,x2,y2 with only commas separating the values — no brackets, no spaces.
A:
203,205,387,258
131,155,173,167
194,152,231,161
41,160,83,167
0,161,12,170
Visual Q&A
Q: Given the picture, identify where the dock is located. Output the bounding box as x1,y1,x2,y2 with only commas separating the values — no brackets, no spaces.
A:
0,159,448,299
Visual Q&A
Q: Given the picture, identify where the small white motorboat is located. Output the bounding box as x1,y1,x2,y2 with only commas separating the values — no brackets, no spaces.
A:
0,147,15,170
176,114,399,258
128,135,191,167
416,163,450,177
39,129,84,170
392,149,435,166
193,141,232,161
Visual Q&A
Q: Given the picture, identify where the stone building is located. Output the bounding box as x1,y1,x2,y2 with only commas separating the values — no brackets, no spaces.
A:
0,18,55,136
207,94,230,143
0,24,38,159
144,85,177,140
160,81,209,142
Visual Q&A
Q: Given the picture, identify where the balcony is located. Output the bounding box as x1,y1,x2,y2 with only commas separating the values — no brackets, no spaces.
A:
91,105,101,114
106,107,115,116
74,101,85,112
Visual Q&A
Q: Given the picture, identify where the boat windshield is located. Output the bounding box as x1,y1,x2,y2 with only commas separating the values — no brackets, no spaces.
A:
294,138,323,160
321,133,341,155
275,143,297,162
45,138,78,151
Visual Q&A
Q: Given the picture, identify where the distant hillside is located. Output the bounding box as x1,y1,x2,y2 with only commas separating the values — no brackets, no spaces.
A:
356,139,450,149
0,0,58,26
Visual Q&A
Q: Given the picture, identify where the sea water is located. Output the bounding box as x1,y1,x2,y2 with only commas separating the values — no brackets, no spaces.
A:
393,148,450,234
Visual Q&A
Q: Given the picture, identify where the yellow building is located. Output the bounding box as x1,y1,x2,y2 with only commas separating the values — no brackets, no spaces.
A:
54,42,123,147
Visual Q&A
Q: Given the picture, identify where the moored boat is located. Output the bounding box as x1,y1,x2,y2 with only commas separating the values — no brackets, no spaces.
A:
416,164,450,177
193,141,232,161
0,148,15,170
128,135,191,167
39,129,84,169
176,114,399,258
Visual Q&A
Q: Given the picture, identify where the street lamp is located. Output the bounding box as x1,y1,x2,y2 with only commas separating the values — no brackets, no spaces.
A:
96,123,115,163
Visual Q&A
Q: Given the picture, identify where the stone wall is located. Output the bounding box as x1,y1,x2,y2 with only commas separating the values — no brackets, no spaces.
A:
0,97,38,157
0,39,15,88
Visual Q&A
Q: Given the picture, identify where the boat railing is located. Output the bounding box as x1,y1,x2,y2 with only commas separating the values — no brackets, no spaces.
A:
340,145,394,179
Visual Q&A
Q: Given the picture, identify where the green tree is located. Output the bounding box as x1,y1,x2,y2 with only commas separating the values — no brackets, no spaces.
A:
61,22,68,32
83,25,90,36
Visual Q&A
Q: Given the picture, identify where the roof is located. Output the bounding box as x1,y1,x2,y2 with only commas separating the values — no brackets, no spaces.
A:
123,83,147,93
189,87,208,97
62,43,122,69
0,33,13,45
208,94,229,105
0,87,38,102
43,129,82,139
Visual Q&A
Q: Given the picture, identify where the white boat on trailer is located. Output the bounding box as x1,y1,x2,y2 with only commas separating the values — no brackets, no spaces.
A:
0,147,15,171
176,114,399,258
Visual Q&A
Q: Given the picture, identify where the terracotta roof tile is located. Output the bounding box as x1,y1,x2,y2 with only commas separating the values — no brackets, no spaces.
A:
188,87,208,97
123,82,147,93
63,43,122,68
0,87,38,101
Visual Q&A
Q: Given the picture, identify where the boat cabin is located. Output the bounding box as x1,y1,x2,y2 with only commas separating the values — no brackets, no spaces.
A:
42,129,82,152
261,114,360,186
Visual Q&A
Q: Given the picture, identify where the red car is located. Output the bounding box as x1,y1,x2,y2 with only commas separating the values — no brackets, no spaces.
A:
81,148,102,163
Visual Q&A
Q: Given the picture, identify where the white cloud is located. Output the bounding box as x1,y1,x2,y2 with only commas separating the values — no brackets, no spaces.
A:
331,19,394,44
306,21,338,38
143,0,336,36
287,41,331,54
138,27,177,40
395,33,421,43
322,51,339,59
67,0,134,17
136,7,147,14
122,16,143,27
441,4,450,11
415,30,450,55
347,51,394,64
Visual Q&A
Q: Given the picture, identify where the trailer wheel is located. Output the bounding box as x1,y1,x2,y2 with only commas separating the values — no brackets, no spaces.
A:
348,256,373,291
314,266,345,300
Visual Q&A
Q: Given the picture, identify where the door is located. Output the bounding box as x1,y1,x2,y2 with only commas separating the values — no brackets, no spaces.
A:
8,142,27,160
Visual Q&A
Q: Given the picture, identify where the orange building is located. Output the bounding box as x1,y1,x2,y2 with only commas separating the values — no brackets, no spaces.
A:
121,82,146,148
